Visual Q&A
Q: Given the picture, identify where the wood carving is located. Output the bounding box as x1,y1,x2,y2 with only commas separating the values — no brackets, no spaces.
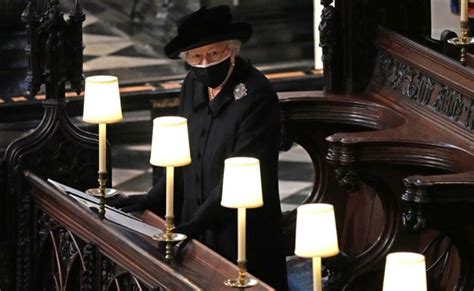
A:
0,1,105,290
278,91,405,262
325,28,474,290
319,0,339,92
373,53,473,131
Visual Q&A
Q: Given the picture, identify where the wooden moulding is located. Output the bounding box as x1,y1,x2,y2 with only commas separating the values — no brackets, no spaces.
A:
315,28,474,290
371,28,473,148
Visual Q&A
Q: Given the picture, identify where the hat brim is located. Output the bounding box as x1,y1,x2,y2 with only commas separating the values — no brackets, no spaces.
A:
164,22,252,59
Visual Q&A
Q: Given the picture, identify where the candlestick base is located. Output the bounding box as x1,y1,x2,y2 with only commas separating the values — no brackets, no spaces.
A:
447,37,474,46
447,20,474,66
224,278,258,288
89,171,109,219
448,36,474,66
152,215,187,261
224,260,258,289
152,215,187,242
152,232,187,242
85,187,119,198
152,233,187,261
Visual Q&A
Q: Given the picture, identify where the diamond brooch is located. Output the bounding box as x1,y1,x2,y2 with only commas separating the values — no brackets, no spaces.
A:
233,83,247,100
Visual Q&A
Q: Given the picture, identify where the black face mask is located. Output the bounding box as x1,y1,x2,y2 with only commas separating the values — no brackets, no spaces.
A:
190,56,231,88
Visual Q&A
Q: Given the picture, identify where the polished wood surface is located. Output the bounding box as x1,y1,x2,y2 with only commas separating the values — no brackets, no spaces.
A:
312,28,471,290
273,24,473,289
26,172,272,290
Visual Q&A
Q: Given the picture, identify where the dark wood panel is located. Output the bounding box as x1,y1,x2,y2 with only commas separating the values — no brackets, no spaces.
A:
322,27,474,291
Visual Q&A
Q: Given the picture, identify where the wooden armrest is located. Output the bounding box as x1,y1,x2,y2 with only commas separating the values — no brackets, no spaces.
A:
278,90,405,130
327,127,473,173
403,171,474,203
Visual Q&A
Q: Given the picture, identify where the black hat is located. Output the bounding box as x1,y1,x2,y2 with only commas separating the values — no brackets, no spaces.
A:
164,5,252,59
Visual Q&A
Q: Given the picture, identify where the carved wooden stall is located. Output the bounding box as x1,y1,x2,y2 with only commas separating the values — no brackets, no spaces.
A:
0,1,104,290
277,90,406,256
2,0,472,290
323,28,474,290
277,29,472,290
277,0,474,289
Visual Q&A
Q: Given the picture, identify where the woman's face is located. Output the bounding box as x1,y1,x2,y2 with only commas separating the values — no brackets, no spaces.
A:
186,41,235,66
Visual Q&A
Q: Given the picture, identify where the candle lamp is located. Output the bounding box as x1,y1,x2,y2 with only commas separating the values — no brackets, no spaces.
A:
383,252,427,291
221,157,263,288
82,75,123,219
448,0,473,65
149,116,191,261
295,203,339,291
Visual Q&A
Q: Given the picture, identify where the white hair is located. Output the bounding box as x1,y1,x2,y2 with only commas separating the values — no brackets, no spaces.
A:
179,39,242,60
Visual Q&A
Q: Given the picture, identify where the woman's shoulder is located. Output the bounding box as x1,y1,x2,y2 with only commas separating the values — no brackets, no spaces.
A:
242,61,275,97
237,58,271,87
243,68,277,104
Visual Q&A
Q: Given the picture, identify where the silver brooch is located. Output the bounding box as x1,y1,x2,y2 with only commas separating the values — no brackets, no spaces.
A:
233,83,247,100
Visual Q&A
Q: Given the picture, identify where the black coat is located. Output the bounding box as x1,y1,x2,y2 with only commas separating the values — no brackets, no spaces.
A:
147,57,288,290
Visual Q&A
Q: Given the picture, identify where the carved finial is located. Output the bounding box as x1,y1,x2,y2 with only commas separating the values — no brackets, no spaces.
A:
70,0,86,22
21,1,38,23
47,0,61,18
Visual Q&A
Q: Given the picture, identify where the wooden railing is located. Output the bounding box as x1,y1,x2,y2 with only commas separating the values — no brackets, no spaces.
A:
25,172,272,290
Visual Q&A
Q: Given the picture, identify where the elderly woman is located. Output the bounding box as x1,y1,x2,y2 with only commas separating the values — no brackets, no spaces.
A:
113,5,288,290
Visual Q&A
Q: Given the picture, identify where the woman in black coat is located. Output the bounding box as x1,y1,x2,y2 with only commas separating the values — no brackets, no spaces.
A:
113,6,288,290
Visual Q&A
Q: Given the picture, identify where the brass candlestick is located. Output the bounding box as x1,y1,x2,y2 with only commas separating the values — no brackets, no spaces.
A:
224,260,258,288
152,215,187,261
448,20,474,66
148,117,191,262
82,75,123,215
97,171,107,219
86,171,119,220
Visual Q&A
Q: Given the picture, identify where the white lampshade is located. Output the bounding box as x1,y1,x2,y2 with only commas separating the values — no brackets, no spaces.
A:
383,252,427,291
150,116,191,167
295,203,339,258
83,75,123,124
221,157,263,209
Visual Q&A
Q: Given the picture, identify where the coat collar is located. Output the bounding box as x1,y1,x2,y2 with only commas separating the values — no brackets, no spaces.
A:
192,56,250,116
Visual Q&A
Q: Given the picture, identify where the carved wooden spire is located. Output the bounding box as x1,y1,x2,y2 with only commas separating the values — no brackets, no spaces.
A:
21,0,85,99
6,2,99,290
21,1,41,98
71,0,85,20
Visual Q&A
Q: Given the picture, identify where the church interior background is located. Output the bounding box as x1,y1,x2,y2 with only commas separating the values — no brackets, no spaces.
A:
0,0,472,290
